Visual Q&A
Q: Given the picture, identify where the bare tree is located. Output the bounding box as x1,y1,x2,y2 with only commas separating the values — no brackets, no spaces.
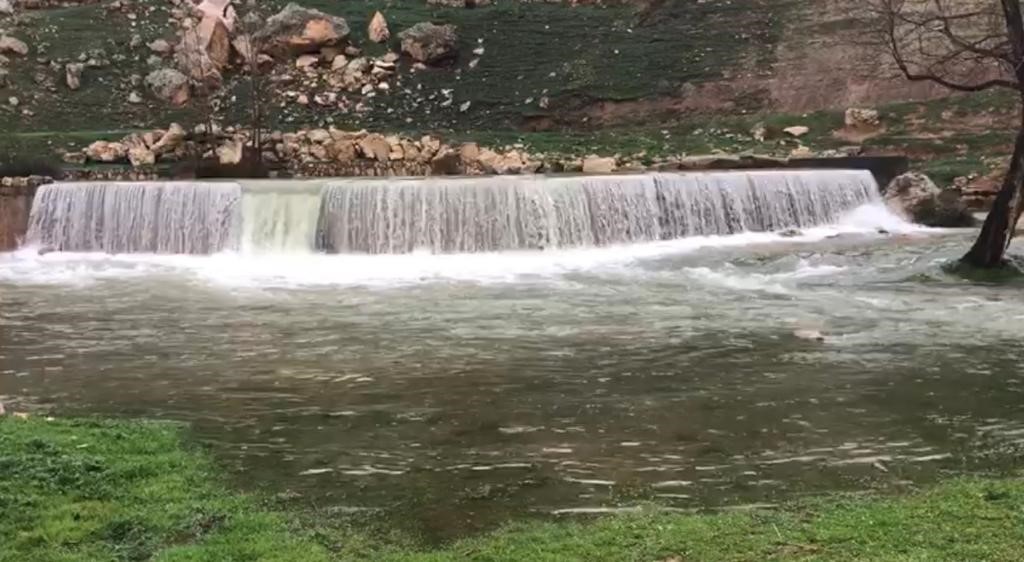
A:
869,0,1024,267
232,6,270,165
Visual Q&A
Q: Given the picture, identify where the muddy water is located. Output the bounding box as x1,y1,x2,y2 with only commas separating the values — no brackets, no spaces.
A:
2,222,1024,539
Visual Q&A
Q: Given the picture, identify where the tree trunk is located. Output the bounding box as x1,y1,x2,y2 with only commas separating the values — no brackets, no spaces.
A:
961,106,1024,267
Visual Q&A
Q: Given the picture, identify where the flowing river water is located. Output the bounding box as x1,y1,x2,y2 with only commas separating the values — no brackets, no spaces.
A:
2,174,1024,540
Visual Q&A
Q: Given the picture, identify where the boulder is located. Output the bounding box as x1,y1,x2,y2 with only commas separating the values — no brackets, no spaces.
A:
128,145,156,167
255,3,350,57
295,54,319,69
884,172,975,227
195,0,236,30
65,63,84,90
307,128,331,144
368,11,390,43
399,22,457,64
0,35,28,56
216,138,244,165
146,68,190,105
148,39,173,55
63,151,87,165
329,139,358,163
783,126,810,138
232,36,255,64
459,142,480,164
196,16,232,67
150,123,187,155
845,107,881,129
582,155,617,174
84,141,128,163
0,0,12,16
430,146,463,175
357,133,390,162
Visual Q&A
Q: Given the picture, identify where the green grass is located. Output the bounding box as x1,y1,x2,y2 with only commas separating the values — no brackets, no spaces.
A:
0,417,332,562
3,416,1024,561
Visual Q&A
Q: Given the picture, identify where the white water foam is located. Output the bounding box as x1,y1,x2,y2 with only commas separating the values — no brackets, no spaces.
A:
0,203,927,289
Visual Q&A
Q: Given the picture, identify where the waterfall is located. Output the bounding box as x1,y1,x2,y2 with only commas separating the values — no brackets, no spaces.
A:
239,180,325,253
318,170,879,254
26,182,241,254
22,170,881,255
655,169,877,238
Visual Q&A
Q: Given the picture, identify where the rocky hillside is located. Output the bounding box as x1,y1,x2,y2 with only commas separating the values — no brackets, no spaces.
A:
0,0,963,133
0,0,1015,194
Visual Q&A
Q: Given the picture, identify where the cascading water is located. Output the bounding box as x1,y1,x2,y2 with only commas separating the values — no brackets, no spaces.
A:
318,170,880,253
655,169,877,238
238,180,325,253
21,170,883,255
26,182,241,254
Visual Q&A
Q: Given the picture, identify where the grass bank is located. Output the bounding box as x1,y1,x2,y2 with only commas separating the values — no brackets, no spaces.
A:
2,416,1023,561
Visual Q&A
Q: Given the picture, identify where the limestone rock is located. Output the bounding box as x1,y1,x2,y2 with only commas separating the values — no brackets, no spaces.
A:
255,3,350,57
308,128,331,144
582,155,617,174
430,146,462,175
128,144,156,167
459,142,480,164
790,145,813,157
330,54,349,70
84,141,128,163
0,0,12,16
195,0,236,29
419,135,441,162
329,139,357,163
845,107,881,129
148,39,173,55
783,126,809,138
197,16,232,68
232,36,254,64
146,68,190,105
368,11,390,43
296,54,319,69
399,22,457,64
65,63,84,90
150,123,186,155
216,138,244,165
0,35,28,56
63,151,87,165
884,172,975,227
357,133,390,162
127,91,143,104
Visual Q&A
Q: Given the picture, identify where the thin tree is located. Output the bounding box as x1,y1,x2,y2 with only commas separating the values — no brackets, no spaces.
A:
869,0,1024,267
225,4,272,167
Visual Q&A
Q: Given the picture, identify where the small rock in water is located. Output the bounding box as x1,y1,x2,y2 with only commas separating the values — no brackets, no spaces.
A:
793,329,826,343
127,91,143,104
779,228,803,238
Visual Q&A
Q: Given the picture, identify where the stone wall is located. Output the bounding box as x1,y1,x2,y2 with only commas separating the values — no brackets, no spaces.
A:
0,176,51,251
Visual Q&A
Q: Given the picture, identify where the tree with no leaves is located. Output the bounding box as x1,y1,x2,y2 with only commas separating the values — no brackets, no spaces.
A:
869,0,1024,267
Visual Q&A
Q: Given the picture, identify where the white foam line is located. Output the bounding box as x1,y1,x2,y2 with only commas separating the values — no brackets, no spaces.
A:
1,204,929,288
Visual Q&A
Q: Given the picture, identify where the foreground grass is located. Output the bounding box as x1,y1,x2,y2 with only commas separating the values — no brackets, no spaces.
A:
2,417,1024,561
